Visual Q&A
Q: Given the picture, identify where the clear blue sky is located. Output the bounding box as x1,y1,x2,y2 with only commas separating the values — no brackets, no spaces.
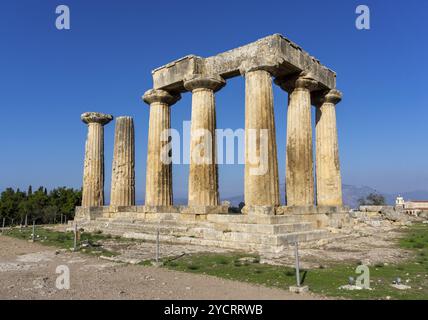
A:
1,0,427,201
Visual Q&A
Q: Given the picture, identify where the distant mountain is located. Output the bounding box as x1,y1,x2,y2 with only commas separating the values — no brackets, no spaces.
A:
343,186,428,208
342,184,380,208
223,184,428,209
136,185,428,209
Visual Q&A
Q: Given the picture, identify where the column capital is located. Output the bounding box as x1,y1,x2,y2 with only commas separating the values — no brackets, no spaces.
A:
183,75,225,92
239,65,273,77
238,55,285,76
313,89,343,107
81,112,113,126
324,89,342,104
142,89,181,106
275,72,318,93
239,66,270,76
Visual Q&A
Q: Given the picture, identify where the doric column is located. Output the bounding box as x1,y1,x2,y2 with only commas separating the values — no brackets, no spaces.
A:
243,68,280,207
110,116,135,207
315,89,343,206
81,112,113,207
276,73,318,206
184,75,225,206
143,89,180,206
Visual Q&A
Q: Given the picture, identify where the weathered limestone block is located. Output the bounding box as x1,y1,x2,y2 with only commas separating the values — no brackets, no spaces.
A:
276,73,317,207
359,205,389,212
110,116,135,206
76,206,111,220
243,68,280,208
81,112,113,207
180,204,229,215
110,206,137,213
143,205,180,214
241,205,276,216
315,89,343,206
74,206,90,221
380,207,410,222
184,75,225,206
143,89,180,206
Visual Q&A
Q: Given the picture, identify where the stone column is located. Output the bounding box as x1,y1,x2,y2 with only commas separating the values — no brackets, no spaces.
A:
243,68,280,207
184,75,225,206
143,89,180,206
110,116,135,207
315,89,343,206
276,74,318,207
81,112,113,207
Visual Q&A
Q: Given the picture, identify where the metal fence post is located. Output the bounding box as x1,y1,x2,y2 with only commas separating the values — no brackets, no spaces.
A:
73,222,78,252
32,220,36,242
294,241,301,287
156,227,160,263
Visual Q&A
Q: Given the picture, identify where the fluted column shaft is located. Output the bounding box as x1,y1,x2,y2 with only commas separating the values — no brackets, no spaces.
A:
110,116,135,206
81,112,113,207
315,90,343,206
277,74,317,206
244,69,280,207
143,89,180,206
184,76,225,206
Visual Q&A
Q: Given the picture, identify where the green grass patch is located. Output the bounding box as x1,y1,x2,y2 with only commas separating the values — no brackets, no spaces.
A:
163,253,296,289
4,226,119,257
162,223,428,300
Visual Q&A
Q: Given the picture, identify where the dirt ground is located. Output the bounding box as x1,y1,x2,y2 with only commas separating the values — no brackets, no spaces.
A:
0,236,322,300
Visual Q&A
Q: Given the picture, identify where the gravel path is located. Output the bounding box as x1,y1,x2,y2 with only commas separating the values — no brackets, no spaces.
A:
0,236,321,300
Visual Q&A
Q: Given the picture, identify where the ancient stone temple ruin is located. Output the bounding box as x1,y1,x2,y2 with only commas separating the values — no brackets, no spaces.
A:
75,34,349,254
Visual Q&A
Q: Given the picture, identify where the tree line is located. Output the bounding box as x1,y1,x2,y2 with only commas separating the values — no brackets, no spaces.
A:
0,186,81,226
358,192,386,206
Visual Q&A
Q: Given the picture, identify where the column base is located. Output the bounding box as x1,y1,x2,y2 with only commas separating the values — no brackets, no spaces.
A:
241,205,277,216
74,206,111,222
179,205,229,221
180,205,229,215
109,205,137,213
143,205,180,213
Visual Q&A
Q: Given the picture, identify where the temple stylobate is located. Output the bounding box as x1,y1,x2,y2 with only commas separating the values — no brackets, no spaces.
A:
75,34,349,253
